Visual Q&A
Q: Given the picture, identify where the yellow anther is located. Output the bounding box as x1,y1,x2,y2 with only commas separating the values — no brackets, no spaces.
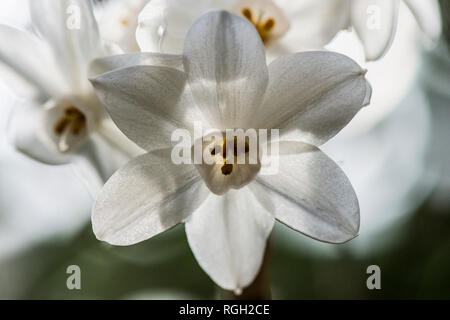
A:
240,7,276,44
262,18,275,31
241,7,253,21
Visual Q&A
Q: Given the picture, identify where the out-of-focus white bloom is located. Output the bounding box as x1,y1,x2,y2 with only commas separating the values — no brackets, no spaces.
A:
136,0,440,61
0,84,94,260
338,0,441,61
90,11,371,292
0,1,95,263
0,0,142,192
137,0,349,59
95,0,149,52
326,3,423,135
316,3,437,252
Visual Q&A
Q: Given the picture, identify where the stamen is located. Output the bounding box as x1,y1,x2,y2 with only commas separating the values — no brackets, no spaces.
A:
240,7,277,44
54,106,86,136
222,141,228,159
121,18,129,26
196,132,262,194
54,118,70,135
71,117,86,135
213,136,252,176
263,18,275,31
241,7,252,21
237,2,286,46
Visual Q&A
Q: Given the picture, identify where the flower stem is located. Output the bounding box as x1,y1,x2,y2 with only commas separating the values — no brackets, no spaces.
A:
219,240,272,300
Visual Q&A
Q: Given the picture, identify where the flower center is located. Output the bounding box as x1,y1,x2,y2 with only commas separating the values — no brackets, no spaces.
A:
234,0,290,47
241,7,276,44
194,133,261,195
47,101,91,153
54,106,87,137
210,137,251,176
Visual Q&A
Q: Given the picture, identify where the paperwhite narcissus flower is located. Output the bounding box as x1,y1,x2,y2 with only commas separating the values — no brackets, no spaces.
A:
137,0,440,61
343,0,441,61
95,0,149,53
90,10,371,292
0,0,140,177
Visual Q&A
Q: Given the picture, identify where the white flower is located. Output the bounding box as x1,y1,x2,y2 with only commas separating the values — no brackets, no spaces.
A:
95,0,149,53
0,1,95,261
341,0,441,61
90,10,371,292
136,0,440,61
0,0,141,186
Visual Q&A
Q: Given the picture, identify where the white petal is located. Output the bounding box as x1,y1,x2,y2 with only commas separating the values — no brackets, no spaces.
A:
95,118,146,158
254,51,371,146
29,0,103,91
92,149,209,246
272,0,350,53
351,0,400,61
185,187,274,292
91,65,205,151
89,52,184,78
183,10,268,129
137,0,237,54
7,101,72,165
0,25,65,98
256,141,359,243
403,0,442,39
321,87,431,245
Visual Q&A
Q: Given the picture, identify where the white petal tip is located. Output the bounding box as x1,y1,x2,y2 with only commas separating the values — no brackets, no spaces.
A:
233,288,243,296
339,231,360,244
89,77,98,86
92,228,106,242
365,52,384,63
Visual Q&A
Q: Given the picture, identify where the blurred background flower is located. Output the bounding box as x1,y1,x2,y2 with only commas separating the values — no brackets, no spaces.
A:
1,0,450,299
95,0,149,52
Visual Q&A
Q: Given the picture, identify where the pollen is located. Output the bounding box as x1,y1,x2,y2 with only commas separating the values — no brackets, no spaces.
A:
121,18,129,26
241,7,276,44
54,106,86,136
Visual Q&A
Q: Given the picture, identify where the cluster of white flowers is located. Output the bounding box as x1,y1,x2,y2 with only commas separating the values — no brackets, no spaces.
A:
0,0,441,293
